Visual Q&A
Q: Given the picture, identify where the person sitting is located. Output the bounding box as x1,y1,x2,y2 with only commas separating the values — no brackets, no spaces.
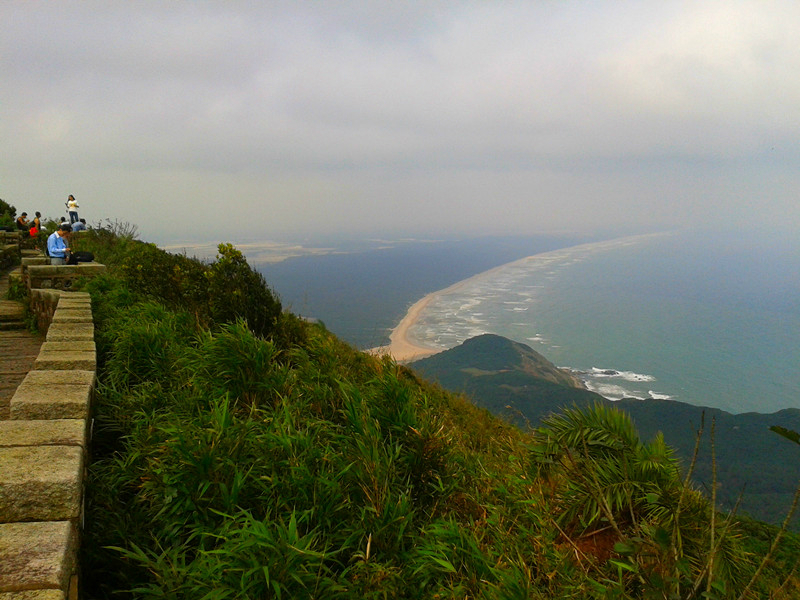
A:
47,223,72,265
15,212,29,231
72,218,87,232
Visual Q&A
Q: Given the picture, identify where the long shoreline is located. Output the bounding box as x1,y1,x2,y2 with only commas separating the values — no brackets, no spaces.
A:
380,232,667,363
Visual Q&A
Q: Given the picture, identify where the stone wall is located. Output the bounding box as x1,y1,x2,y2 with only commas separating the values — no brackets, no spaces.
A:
25,264,106,293
28,290,62,336
0,292,95,599
0,233,21,270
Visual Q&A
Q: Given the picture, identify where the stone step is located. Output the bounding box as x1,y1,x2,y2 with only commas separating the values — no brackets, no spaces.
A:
0,303,24,322
0,520,77,595
0,322,25,332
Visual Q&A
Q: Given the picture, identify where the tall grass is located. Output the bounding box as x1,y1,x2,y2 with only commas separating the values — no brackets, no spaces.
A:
82,233,799,599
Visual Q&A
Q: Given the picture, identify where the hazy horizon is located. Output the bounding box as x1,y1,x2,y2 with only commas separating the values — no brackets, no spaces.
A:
3,1,799,243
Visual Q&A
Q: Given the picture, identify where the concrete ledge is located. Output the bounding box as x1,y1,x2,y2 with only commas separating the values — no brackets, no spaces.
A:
33,352,96,372
0,421,86,448
0,521,76,593
0,447,83,522
44,324,93,343
20,258,49,266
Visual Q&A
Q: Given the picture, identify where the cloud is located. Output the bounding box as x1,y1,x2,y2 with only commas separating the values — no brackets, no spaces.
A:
1,1,798,242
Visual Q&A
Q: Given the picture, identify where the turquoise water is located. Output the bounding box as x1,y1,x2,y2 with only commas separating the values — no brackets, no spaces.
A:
406,230,800,414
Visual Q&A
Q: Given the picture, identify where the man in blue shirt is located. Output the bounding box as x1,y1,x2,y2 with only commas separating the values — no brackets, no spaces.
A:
47,223,72,265
71,218,87,232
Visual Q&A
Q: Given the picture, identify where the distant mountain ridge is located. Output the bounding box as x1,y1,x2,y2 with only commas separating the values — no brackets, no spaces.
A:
411,334,800,526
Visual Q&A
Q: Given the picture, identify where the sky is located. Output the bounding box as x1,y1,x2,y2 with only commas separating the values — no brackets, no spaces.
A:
2,1,799,245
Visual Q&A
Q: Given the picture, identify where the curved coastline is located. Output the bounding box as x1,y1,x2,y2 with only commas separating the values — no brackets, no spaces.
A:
383,232,667,363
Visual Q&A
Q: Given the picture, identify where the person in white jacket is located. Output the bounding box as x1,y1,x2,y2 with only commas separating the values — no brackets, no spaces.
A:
66,195,79,224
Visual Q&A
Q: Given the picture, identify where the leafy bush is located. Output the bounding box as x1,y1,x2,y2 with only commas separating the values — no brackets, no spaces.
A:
0,198,16,219
206,243,282,338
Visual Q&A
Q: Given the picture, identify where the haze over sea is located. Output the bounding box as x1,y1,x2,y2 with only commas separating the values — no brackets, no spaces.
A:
260,229,800,415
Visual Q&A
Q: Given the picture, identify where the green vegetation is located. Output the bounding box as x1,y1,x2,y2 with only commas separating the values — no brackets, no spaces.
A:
0,198,17,230
80,225,799,598
413,334,800,528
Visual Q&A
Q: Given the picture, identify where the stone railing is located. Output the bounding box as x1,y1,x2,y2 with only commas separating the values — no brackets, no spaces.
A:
25,263,106,293
0,291,96,598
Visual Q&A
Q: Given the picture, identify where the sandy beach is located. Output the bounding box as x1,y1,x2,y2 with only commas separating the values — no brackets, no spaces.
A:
378,233,667,364
380,253,539,362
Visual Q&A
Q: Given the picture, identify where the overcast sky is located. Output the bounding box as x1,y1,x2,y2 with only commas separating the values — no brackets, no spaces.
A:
2,1,799,244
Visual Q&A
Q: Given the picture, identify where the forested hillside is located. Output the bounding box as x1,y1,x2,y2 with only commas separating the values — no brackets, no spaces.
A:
64,225,800,599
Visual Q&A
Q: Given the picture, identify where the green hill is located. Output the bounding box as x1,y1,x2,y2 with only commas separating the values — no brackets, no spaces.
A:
56,226,800,599
411,334,800,527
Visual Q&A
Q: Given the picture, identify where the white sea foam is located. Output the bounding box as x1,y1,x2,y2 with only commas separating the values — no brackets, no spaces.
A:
585,381,646,401
648,391,672,400
590,367,656,382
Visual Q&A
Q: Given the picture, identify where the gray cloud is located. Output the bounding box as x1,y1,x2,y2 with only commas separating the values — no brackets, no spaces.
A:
2,1,798,242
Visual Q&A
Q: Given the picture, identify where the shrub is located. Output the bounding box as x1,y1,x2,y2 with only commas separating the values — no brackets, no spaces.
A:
206,243,282,339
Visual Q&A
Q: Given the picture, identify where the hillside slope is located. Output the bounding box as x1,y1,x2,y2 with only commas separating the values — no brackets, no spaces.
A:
411,334,800,526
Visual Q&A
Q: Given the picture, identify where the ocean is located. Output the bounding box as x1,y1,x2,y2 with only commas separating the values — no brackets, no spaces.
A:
259,229,800,415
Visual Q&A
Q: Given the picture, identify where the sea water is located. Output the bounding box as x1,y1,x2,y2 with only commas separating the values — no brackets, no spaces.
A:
404,229,800,414
259,230,800,414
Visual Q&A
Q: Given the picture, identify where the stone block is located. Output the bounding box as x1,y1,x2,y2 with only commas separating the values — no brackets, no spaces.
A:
10,376,93,421
0,521,76,593
0,446,83,522
20,257,49,266
0,421,86,448
9,386,92,421
44,324,93,343
53,301,91,310
52,305,91,314
17,371,95,387
49,314,92,325
33,351,96,372
38,342,95,354
0,590,65,599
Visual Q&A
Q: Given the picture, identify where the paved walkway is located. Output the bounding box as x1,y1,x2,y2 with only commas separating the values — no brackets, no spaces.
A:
0,266,44,419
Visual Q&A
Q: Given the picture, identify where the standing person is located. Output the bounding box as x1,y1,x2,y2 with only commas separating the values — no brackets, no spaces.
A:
32,211,42,230
47,223,72,265
66,195,79,224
